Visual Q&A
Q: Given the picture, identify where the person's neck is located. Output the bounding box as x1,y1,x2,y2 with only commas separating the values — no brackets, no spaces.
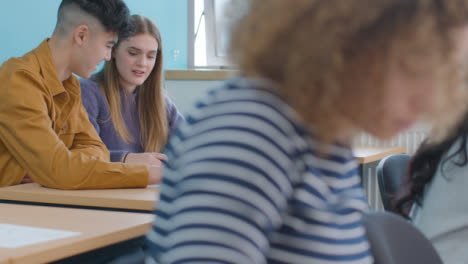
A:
48,36,73,82
119,80,137,94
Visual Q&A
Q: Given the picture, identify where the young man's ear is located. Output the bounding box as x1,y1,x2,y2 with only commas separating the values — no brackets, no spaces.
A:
73,24,89,46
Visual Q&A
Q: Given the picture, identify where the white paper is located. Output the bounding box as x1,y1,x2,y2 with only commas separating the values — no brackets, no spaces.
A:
0,223,80,248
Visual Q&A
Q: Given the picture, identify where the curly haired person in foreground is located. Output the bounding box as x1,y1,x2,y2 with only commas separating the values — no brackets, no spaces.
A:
124,0,468,263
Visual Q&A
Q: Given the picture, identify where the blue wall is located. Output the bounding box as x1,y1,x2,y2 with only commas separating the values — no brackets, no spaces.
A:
0,0,187,69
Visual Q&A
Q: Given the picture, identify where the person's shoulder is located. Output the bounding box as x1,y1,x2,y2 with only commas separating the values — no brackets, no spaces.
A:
163,94,180,112
226,77,289,108
163,94,175,106
0,52,46,102
196,77,298,131
0,50,41,79
79,77,100,91
79,77,109,112
178,78,304,155
80,78,104,98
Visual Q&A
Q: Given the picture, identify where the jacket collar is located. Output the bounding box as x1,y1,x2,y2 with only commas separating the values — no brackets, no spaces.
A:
33,39,79,96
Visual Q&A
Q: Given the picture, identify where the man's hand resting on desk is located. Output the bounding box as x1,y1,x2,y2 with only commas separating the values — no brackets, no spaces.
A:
124,153,167,165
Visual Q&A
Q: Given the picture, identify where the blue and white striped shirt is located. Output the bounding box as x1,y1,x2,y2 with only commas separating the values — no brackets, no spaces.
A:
145,78,373,264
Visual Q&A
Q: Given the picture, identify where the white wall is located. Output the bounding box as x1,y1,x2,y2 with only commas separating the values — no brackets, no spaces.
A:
165,78,430,154
165,80,224,115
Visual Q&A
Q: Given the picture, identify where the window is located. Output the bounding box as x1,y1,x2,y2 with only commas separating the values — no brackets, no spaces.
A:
188,0,238,68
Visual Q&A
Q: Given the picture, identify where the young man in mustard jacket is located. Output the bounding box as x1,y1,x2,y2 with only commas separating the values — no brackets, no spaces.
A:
0,0,162,189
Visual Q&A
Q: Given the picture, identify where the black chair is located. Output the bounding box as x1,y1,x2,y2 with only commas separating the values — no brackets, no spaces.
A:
376,154,411,211
363,211,443,264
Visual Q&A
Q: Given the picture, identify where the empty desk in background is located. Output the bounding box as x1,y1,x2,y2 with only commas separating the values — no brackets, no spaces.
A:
353,146,406,210
0,203,154,264
0,183,158,212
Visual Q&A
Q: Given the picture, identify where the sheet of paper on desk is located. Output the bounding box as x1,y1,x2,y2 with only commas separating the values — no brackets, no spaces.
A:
0,223,80,248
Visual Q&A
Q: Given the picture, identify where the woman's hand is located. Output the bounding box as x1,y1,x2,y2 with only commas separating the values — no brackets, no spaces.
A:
124,153,167,185
20,174,34,184
147,164,163,184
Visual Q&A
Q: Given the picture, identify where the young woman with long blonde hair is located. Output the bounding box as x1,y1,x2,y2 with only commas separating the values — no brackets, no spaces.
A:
80,15,183,166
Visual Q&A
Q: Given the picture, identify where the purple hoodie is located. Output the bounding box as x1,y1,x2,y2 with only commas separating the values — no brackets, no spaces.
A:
80,78,184,162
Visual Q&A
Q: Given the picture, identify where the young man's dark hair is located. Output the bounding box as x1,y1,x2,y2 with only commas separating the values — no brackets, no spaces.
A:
55,0,132,39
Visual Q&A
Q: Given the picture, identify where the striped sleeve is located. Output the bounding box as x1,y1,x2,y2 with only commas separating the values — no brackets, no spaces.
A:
268,151,373,264
145,83,373,264
146,94,298,263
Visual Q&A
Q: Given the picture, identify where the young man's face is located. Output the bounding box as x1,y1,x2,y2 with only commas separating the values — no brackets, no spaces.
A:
74,28,117,78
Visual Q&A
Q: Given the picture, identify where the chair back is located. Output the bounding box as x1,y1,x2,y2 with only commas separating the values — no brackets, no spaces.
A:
377,154,411,211
363,211,443,264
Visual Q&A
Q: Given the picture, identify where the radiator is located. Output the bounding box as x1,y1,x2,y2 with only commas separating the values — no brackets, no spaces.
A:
354,124,430,154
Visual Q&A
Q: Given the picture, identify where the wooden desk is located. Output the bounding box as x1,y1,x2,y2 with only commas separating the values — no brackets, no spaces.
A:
0,203,153,264
354,146,406,164
0,183,158,212
353,146,406,210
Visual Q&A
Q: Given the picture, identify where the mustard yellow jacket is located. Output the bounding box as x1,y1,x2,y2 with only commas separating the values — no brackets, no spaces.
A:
0,40,149,189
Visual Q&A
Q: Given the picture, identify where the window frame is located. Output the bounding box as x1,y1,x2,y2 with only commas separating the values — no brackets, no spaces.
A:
188,0,232,69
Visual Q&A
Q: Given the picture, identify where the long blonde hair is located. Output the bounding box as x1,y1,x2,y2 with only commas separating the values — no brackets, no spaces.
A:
95,14,167,152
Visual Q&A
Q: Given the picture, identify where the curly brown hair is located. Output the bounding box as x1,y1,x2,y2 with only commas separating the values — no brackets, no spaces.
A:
229,0,468,143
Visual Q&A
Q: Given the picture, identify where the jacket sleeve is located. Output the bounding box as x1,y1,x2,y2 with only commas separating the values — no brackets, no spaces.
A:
69,101,111,160
0,70,149,189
